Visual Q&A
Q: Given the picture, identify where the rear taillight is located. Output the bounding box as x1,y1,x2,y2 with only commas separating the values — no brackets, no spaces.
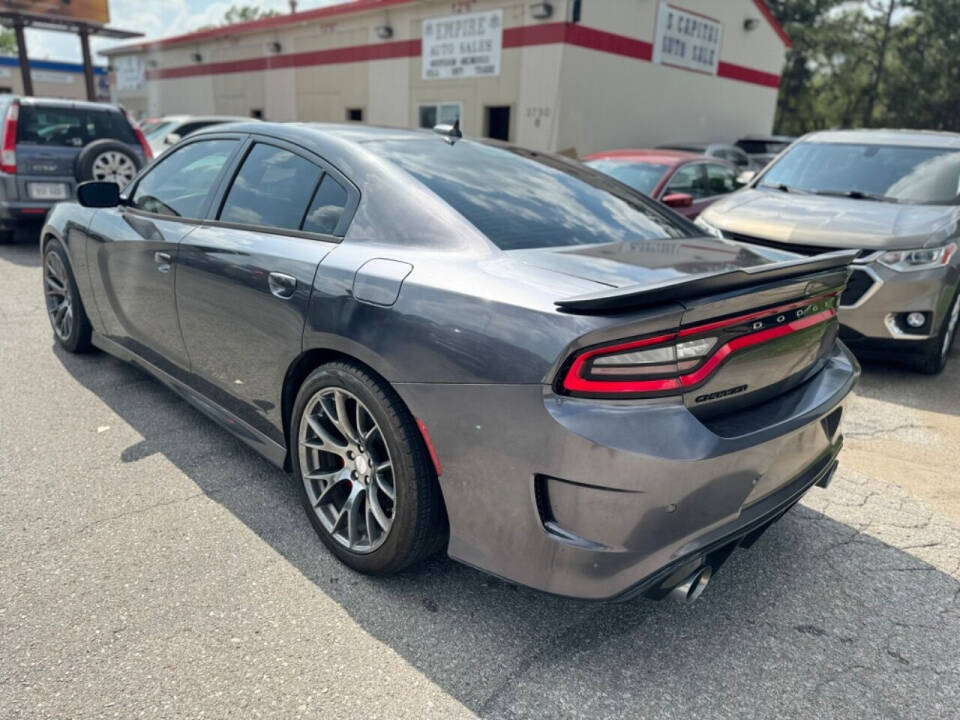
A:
127,111,153,161
559,293,839,398
1,101,19,174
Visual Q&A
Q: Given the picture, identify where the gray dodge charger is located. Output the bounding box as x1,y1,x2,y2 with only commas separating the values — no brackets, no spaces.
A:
41,123,859,602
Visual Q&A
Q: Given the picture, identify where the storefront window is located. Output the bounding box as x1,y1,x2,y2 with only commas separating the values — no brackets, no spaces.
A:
418,102,462,130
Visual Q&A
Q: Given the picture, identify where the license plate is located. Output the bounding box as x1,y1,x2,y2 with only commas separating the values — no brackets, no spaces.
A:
28,182,69,200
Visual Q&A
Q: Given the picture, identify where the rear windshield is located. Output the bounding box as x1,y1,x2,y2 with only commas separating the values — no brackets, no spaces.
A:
736,140,790,155
367,139,691,250
585,159,670,196
16,105,136,147
760,141,960,204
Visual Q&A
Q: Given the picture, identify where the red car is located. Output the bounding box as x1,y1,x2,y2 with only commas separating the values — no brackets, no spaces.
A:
583,149,743,220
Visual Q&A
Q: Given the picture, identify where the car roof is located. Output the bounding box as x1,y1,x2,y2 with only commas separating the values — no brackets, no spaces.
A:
802,128,960,149
10,96,121,112
584,149,703,166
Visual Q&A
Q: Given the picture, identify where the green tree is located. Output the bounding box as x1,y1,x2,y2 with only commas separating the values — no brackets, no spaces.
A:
0,28,17,55
223,5,280,24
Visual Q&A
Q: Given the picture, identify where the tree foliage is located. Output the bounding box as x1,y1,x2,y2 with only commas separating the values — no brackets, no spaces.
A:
223,5,280,24
0,28,17,55
769,0,960,134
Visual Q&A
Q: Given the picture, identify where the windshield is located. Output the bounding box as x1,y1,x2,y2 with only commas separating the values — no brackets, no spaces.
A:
145,121,178,142
367,139,692,250
760,141,960,204
584,159,669,196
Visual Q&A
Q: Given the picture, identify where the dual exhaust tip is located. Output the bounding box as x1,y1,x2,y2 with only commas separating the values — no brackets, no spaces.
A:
669,565,712,604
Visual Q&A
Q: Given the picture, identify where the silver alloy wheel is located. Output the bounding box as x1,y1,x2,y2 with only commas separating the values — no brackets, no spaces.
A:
942,292,960,360
91,150,137,185
298,387,396,553
43,251,73,342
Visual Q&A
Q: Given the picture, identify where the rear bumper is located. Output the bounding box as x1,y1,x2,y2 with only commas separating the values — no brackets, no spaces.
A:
0,200,54,227
396,343,859,601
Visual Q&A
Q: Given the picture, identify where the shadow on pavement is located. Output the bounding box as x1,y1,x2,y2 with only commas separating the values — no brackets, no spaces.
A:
854,339,960,417
54,344,960,718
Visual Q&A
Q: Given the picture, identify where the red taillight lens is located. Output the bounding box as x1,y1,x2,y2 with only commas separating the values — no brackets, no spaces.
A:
1,101,19,174
128,111,153,161
559,294,839,398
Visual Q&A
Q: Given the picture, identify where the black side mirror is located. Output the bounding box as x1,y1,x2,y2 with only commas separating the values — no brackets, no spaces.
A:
77,181,121,208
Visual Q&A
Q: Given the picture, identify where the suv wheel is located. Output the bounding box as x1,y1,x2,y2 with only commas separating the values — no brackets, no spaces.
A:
915,289,960,374
75,139,141,185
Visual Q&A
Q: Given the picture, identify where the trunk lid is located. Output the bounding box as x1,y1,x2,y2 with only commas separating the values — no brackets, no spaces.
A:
546,238,854,415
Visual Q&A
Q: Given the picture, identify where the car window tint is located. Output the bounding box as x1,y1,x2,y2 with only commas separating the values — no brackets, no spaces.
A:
368,139,691,250
705,163,738,195
132,139,237,218
666,164,709,199
302,174,348,235
17,106,134,147
219,144,321,230
585,160,669,196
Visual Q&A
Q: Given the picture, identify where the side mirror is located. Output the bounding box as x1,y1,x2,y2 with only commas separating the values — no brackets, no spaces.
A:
77,181,120,208
165,132,182,145
736,170,757,186
662,192,694,208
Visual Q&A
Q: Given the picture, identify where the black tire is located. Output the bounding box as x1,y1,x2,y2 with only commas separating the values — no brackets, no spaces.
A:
914,288,960,375
291,361,447,574
43,238,93,353
74,139,142,184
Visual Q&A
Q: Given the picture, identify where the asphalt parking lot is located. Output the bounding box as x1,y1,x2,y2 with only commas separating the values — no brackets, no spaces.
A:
1,238,958,719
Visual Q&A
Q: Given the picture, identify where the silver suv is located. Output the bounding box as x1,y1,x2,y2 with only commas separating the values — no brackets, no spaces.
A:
697,129,960,374
0,96,150,242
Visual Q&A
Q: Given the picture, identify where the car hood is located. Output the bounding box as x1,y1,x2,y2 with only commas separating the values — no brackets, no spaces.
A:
702,189,960,249
510,236,796,289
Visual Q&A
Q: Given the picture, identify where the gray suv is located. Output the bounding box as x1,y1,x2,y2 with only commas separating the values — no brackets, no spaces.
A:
0,96,150,241
697,129,960,374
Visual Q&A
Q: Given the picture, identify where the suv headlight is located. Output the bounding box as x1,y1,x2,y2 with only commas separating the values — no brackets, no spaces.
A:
879,242,956,272
694,215,724,238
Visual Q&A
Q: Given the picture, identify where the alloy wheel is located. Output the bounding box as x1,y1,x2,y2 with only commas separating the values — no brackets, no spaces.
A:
91,151,137,185
298,387,396,553
44,251,73,342
942,292,960,360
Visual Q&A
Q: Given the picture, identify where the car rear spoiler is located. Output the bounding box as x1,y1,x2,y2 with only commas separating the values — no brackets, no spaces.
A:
555,250,859,313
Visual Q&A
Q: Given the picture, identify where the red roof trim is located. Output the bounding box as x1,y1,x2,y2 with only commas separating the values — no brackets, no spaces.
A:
104,0,419,55
752,0,792,49
144,21,778,90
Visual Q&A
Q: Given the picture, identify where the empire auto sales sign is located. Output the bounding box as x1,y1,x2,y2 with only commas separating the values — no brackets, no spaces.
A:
652,2,724,76
422,9,503,80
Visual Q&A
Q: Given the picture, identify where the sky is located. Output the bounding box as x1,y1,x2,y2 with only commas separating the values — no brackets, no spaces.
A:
21,0,345,64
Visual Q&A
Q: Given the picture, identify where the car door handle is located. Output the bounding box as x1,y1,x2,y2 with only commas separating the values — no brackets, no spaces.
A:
154,251,172,273
268,272,297,299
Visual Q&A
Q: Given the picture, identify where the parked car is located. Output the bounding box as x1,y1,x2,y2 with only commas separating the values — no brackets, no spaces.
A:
656,141,753,171
0,96,150,241
41,123,858,602
144,115,255,156
584,149,742,219
697,129,960,374
735,134,796,169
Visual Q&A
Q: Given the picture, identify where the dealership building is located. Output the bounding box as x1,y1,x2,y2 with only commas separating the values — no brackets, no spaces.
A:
102,0,789,154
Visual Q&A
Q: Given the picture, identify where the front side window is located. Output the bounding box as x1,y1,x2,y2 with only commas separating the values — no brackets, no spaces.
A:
585,159,669,196
131,139,238,218
219,143,322,230
704,163,738,195
367,138,692,250
760,141,960,204
665,164,709,199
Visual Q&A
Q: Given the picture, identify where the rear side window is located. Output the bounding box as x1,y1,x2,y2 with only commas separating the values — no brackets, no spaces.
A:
17,106,135,147
219,143,321,231
132,139,237,218
302,174,348,235
368,139,690,250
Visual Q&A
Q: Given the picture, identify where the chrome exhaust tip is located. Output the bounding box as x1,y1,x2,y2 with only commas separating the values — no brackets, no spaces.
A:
669,565,712,604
